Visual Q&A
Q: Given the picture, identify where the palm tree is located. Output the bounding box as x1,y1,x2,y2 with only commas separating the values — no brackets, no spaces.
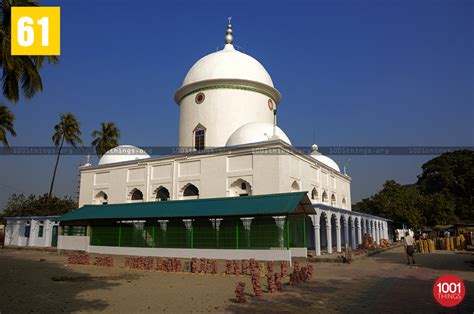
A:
0,0,59,103
0,104,15,146
91,122,121,157
49,113,82,197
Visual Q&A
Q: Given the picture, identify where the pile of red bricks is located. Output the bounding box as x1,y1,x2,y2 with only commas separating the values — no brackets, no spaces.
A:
210,260,218,274
234,282,247,303
274,273,282,291
251,272,263,298
125,256,154,270
191,258,198,273
67,253,90,265
225,260,232,274
199,258,207,273
307,264,314,279
249,258,256,274
267,261,274,274
241,259,249,275
93,256,113,267
266,272,277,293
233,260,240,275
280,261,289,277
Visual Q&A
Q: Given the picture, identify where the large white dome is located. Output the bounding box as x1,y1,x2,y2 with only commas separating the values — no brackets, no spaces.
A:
309,144,340,172
182,44,274,88
98,145,150,165
226,122,291,147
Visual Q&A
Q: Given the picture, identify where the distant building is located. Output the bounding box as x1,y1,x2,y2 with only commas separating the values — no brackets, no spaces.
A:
4,216,60,248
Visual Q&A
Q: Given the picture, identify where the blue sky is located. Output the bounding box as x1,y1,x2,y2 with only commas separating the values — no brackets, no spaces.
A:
1,0,473,209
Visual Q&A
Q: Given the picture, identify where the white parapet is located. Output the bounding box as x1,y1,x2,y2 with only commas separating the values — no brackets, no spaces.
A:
58,235,90,251
88,246,293,261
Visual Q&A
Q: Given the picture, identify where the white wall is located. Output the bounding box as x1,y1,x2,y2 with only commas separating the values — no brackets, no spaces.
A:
4,218,59,248
79,142,351,210
178,88,275,148
58,235,89,251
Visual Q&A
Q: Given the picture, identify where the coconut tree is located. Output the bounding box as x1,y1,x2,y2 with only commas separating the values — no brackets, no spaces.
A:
0,104,15,146
0,0,59,103
91,122,121,157
49,113,82,197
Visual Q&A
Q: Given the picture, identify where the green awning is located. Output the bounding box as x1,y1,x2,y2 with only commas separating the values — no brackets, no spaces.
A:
59,192,314,222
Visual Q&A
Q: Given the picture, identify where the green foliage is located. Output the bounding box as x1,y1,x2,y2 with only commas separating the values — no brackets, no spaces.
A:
1,193,77,217
353,150,474,227
0,104,15,146
417,149,473,222
52,113,83,148
49,113,83,197
91,122,121,157
0,0,59,103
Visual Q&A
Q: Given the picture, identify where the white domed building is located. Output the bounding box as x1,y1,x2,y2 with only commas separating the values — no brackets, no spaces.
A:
62,20,390,260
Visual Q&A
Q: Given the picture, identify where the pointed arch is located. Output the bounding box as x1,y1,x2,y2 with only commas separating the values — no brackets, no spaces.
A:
94,191,108,205
155,186,170,201
291,180,300,192
311,187,319,202
322,191,328,204
342,197,347,209
129,188,143,201
182,183,199,199
229,178,252,197
193,123,206,151
331,194,336,206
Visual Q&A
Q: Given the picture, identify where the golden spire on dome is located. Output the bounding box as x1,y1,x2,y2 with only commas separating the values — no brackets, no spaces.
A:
224,17,233,45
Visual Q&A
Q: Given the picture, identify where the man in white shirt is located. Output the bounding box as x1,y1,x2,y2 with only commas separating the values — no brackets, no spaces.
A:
403,231,416,265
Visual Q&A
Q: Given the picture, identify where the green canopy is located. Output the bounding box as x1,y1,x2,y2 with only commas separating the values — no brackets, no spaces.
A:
60,192,313,222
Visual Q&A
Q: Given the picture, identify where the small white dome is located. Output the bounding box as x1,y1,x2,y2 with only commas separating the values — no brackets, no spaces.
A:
182,44,274,88
226,122,291,147
98,145,150,165
309,145,340,172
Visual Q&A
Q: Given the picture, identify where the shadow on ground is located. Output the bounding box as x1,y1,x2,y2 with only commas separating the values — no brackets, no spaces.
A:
227,274,474,313
371,249,474,272
0,251,139,312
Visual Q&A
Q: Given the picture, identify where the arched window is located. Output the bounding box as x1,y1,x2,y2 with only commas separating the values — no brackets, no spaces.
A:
183,184,199,199
193,124,206,151
229,179,252,197
156,187,170,201
331,194,336,206
311,188,319,201
322,191,328,203
291,180,300,192
94,191,108,205
130,189,143,201
342,197,347,209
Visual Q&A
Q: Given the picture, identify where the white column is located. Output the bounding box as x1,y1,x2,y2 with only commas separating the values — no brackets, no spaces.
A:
356,218,362,245
335,215,341,253
240,217,254,248
350,218,356,249
273,216,286,248
343,215,349,249
310,214,321,256
375,222,379,245
326,218,332,254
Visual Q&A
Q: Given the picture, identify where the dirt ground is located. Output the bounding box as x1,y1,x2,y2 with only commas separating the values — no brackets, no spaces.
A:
0,247,472,313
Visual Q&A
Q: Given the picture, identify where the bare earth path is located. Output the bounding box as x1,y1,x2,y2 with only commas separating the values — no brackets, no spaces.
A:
0,247,472,313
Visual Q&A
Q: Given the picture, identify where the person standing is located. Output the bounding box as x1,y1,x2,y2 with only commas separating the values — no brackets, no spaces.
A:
403,231,416,265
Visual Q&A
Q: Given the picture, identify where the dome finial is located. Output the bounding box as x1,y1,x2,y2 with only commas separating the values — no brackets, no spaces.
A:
225,17,233,45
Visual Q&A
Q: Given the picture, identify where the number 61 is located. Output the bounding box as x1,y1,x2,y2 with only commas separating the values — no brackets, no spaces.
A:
17,16,49,47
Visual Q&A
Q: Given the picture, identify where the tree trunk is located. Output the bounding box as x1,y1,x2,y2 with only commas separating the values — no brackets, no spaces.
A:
49,136,64,198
